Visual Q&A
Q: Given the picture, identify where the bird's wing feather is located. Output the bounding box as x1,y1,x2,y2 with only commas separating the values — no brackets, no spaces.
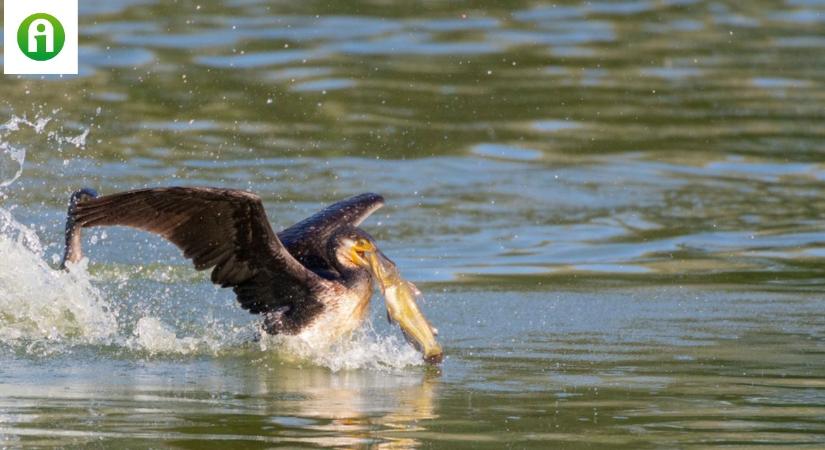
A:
278,193,385,271
71,187,324,314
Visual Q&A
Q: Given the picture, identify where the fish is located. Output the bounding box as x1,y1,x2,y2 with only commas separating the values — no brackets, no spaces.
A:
366,250,443,363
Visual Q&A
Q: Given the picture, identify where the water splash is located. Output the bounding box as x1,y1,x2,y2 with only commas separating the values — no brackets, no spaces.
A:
0,206,422,369
0,208,118,346
126,316,253,356
0,113,91,190
0,144,25,188
260,324,425,372
128,316,208,354
0,111,116,347
60,127,90,149
1,112,425,369
0,216,421,369
0,115,54,188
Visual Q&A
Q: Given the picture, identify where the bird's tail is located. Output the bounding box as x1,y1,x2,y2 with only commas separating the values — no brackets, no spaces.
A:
59,188,98,270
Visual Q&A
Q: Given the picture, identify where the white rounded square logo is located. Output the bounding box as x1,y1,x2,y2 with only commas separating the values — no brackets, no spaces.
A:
3,0,78,74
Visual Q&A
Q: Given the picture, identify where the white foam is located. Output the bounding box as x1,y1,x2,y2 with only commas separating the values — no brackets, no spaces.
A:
126,316,252,356
0,112,117,350
260,323,424,372
129,316,203,355
0,208,118,346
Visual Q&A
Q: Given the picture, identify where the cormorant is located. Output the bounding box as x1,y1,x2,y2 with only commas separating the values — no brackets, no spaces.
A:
60,187,442,363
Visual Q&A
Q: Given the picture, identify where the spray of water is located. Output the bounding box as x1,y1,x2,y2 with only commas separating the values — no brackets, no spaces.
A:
0,112,90,189
0,208,118,346
0,205,421,368
0,118,31,188
0,112,424,370
261,323,424,372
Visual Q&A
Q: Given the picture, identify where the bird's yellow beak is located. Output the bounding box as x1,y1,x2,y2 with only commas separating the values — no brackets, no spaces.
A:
350,239,375,267
365,249,443,364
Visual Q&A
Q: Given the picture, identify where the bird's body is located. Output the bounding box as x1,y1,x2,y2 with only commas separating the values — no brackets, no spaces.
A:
61,187,442,362
296,283,371,345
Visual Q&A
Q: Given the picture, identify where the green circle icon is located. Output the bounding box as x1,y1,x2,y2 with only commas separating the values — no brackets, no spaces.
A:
17,13,66,61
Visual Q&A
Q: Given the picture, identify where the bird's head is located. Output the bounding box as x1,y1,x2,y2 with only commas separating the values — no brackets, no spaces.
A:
332,228,443,363
330,228,378,270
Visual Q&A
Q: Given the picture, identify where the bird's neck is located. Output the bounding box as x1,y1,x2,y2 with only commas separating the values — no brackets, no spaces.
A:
336,265,371,290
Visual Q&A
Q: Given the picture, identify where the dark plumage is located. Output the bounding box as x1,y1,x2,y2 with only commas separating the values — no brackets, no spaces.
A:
61,187,384,335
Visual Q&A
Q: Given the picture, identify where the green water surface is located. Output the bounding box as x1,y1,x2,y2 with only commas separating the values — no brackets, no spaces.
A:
1,0,824,448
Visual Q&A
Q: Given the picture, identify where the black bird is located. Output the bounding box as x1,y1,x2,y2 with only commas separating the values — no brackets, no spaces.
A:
60,187,442,363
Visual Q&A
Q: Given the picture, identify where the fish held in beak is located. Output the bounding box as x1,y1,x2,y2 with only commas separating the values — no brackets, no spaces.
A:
366,250,443,364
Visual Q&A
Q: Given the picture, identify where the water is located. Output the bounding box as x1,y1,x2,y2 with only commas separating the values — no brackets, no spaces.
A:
2,0,825,447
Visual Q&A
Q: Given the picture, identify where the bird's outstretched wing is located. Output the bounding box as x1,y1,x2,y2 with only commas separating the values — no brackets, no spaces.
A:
70,187,325,316
278,193,385,273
